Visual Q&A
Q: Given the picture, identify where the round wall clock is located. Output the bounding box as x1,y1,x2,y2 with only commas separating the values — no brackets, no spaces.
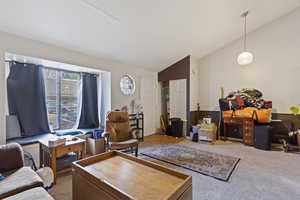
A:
120,74,135,96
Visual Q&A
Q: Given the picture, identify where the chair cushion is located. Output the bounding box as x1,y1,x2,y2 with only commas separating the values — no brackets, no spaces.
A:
55,130,82,136
110,139,139,149
6,134,54,146
0,167,43,199
3,187,54,200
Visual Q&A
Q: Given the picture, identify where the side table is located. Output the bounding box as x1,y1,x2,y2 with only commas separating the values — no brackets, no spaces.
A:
39,137,86,184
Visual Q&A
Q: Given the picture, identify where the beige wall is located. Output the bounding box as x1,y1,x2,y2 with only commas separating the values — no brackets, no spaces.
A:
190,56,200,111
0,31,158,144
197,8,300,113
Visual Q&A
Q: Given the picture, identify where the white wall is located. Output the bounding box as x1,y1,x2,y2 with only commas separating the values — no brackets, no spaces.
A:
198,8,300,113
0,31,158,144
0,65,5,145
190,56,200,111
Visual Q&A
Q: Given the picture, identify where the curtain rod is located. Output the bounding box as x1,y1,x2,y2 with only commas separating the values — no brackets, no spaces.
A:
4,60,100,76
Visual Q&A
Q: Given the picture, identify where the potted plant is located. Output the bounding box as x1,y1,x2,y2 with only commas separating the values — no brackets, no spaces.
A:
289,106,300,146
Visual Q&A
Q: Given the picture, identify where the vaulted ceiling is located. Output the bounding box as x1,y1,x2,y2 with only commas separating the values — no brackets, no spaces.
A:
0,0,300,71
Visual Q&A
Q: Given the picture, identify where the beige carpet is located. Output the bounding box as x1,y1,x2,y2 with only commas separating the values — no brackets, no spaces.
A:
49,139,300,200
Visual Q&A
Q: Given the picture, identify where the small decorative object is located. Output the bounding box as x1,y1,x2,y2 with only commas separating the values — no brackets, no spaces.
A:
93,129,103,140
203,118,212,124
48,137,66,147
136,104,143,114
120,74,135,96
134,99,142,113
237,11,254,66
290,106,299,115
121,105,128,112
130,99,135,114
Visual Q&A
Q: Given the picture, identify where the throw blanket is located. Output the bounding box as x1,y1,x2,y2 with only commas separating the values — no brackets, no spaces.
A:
226,88,271,109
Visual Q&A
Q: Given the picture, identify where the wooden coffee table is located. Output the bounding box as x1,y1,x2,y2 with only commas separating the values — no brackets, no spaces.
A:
72,151,192,200
39,136,86,184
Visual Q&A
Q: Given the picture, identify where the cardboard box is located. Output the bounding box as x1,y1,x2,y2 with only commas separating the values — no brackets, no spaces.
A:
198,123,217,142
87,137,105,155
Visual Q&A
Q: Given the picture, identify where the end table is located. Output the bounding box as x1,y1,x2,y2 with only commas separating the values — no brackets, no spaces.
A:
39,137,86,184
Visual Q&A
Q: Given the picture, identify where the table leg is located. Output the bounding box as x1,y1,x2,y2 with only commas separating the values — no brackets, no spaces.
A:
50,149,57,184
39,143,43,168
223,123,227,140
135,145,138,157
82,143,86,158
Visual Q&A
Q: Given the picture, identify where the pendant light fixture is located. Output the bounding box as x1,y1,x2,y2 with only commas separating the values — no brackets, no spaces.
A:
237,11,254,65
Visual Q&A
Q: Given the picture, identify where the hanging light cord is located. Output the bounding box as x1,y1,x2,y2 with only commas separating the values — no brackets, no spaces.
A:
243,13,247,51
241,11,249,51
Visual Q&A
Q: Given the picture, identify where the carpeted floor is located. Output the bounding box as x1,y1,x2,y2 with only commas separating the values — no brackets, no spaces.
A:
49,135,300,200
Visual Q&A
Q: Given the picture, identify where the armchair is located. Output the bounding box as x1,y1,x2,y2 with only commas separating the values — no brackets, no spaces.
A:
105,111,139,157
0,143,24,174
0,143,43,199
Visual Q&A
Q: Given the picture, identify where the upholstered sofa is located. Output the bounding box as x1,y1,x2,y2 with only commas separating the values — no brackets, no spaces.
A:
0,143,54,200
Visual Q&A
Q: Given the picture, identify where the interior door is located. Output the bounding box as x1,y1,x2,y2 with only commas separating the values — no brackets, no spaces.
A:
169,79,187,120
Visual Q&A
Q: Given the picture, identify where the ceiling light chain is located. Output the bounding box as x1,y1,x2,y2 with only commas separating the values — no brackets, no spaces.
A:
237,10,254,66
243,11,247,51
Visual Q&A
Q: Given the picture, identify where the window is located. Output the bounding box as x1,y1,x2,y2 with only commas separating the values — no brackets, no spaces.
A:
44,69,81,130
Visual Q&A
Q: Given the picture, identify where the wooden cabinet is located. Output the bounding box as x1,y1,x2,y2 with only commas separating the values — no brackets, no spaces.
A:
243,119,254,145
72,151,192,200
223,117,254,145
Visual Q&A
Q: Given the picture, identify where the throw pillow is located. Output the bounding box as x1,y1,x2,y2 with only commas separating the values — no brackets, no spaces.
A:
6,115,22,139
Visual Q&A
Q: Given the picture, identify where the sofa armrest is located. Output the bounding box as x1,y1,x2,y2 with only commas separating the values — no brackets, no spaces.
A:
0,143,24,173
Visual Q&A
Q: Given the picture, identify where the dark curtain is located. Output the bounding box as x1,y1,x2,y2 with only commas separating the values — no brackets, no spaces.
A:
7,62,50,137
78,73,99,129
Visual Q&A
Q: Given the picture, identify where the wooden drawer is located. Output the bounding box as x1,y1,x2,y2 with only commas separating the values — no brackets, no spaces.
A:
224,118,242,124
243,130,254,145
56,143,83,157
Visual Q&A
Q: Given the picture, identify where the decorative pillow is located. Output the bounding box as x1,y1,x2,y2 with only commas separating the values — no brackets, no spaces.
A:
6,115,22,139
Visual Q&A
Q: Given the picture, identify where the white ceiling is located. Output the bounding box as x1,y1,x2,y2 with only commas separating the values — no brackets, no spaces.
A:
0,0,300,71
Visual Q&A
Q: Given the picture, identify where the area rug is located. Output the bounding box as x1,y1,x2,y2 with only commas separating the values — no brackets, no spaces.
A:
141,143,240,181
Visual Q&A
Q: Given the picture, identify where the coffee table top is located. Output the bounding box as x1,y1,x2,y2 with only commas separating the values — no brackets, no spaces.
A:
39,135,85,148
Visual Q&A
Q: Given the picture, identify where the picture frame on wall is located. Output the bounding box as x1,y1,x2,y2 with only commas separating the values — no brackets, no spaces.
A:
120,74,135,96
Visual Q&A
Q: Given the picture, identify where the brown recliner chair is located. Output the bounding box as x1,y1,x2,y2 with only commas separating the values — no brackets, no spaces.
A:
105,111,139,157
0,143,45,199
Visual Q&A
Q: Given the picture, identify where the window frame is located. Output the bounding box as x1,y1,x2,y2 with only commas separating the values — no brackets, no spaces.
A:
44,68,81,131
